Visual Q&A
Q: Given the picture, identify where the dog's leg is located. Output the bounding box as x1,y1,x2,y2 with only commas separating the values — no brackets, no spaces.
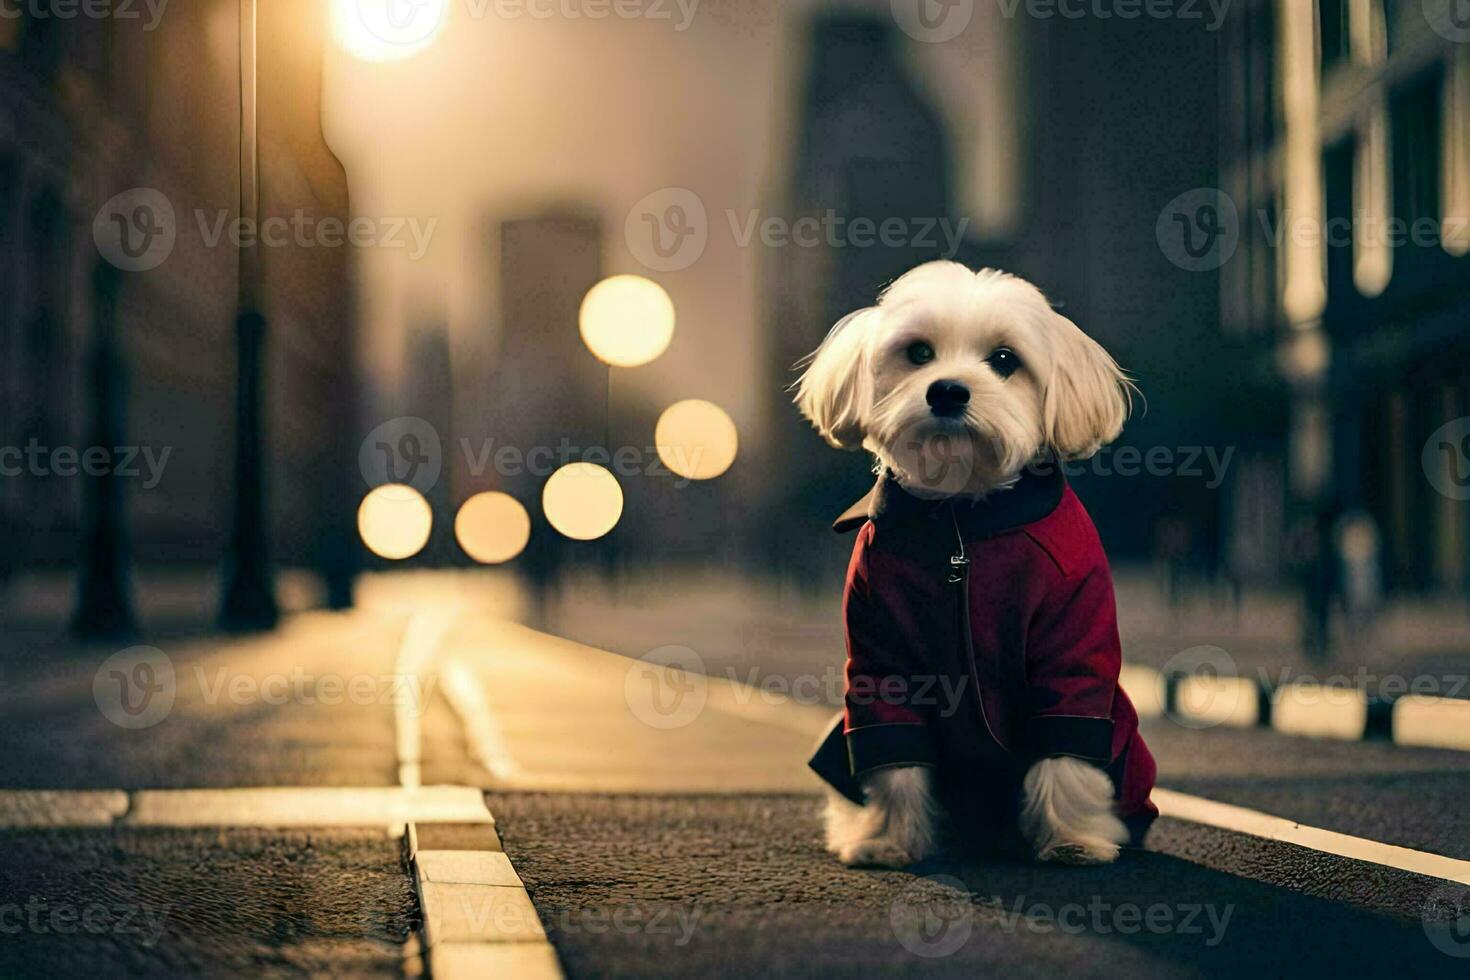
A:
825,766,938,868
1019,756,1128,865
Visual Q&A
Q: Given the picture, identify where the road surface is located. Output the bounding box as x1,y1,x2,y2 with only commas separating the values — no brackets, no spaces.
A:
0,571,1467,976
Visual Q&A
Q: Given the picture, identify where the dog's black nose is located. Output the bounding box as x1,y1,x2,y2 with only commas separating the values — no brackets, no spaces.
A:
926,380,970,417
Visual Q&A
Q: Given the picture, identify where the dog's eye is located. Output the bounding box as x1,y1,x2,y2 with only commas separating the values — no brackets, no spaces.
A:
905,342,935,366
987,347,1020,379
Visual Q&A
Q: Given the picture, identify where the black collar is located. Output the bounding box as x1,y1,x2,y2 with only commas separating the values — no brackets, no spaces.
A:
832,464,1066,540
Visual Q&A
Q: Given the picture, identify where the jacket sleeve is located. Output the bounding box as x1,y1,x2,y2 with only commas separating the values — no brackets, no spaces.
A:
1021,560,1121,765
842,540,936,776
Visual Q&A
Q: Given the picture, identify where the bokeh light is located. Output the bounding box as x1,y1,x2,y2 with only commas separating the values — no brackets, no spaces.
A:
578,275,675,367
330,0,448,63
655,399,739,480
542,463,624,540
358,484,433,559
454,492,531,564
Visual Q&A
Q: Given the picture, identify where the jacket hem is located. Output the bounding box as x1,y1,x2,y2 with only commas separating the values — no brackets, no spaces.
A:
1024,714,1114,763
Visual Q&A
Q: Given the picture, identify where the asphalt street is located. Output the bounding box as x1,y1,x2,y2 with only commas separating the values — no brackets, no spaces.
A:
488,794,1461,978
0,827,416,976
0,571,1467,976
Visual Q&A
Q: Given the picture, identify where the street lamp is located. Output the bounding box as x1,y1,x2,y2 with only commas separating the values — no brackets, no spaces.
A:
219,0,278,631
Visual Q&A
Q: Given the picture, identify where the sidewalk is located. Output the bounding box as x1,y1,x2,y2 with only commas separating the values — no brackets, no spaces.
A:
541,564,1470,705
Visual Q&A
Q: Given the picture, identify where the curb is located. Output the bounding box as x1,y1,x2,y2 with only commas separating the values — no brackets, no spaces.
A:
405,798,564,980
1120,664,1470,751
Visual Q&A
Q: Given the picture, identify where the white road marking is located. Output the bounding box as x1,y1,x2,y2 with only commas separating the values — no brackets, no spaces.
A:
1393,695,1470,751
1173,675,1260,728
1271,682,1369,741
0,790,129,828
124,786,494,828
419,879,547,945
395,612,457,790
1120,664,1166,719
417,850,523,887
442,660,520,781
0,786,496,830
429,942,562,980
1153,787,1470,884
406,629,562,977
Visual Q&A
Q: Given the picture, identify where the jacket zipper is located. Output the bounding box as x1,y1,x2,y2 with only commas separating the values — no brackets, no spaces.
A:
948,503,1010,759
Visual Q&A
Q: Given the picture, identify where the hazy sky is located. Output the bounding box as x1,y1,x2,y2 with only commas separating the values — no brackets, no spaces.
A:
322,0,1020,457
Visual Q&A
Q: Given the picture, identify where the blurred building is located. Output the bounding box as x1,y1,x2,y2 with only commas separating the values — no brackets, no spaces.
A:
486,216,612,594
762,8,1237,580
1220,0,1470,594
0,0,356,623
763,12,959,581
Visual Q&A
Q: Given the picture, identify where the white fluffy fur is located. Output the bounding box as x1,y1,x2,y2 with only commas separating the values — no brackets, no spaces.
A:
1019,757,1130,865
799,263,1135,866
824,766,939,868
797,262,1132,498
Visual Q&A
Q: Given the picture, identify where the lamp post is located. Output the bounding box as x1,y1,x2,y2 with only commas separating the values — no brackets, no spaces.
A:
219,0,278,631
71,261,138,641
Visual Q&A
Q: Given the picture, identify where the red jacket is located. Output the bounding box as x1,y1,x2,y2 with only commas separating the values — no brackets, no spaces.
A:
809,466,1157,842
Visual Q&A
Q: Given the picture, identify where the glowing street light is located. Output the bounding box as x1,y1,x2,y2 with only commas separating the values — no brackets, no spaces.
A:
454,492,531,564
358,484,433,559
331,0,449,63
655,399,739,480
578,275,675,368
542,463,623,541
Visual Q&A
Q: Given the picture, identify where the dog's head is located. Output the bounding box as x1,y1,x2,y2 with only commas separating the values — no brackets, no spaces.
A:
795,262,1132,497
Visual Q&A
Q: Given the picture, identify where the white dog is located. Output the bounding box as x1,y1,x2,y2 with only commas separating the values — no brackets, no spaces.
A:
797,261,1146,868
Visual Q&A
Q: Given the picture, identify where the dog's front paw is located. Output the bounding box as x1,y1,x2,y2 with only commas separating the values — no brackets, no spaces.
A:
839,838,915,869
1036,838,1120,866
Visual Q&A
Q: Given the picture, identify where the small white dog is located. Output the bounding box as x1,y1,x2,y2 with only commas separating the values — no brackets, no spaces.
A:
797,261,1154,868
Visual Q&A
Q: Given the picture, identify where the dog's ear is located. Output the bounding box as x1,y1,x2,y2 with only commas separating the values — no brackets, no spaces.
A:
795,308,876,450
1042,313,1131,460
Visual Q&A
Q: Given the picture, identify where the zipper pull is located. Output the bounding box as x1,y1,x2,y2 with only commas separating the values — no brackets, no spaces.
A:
946,503,969,583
